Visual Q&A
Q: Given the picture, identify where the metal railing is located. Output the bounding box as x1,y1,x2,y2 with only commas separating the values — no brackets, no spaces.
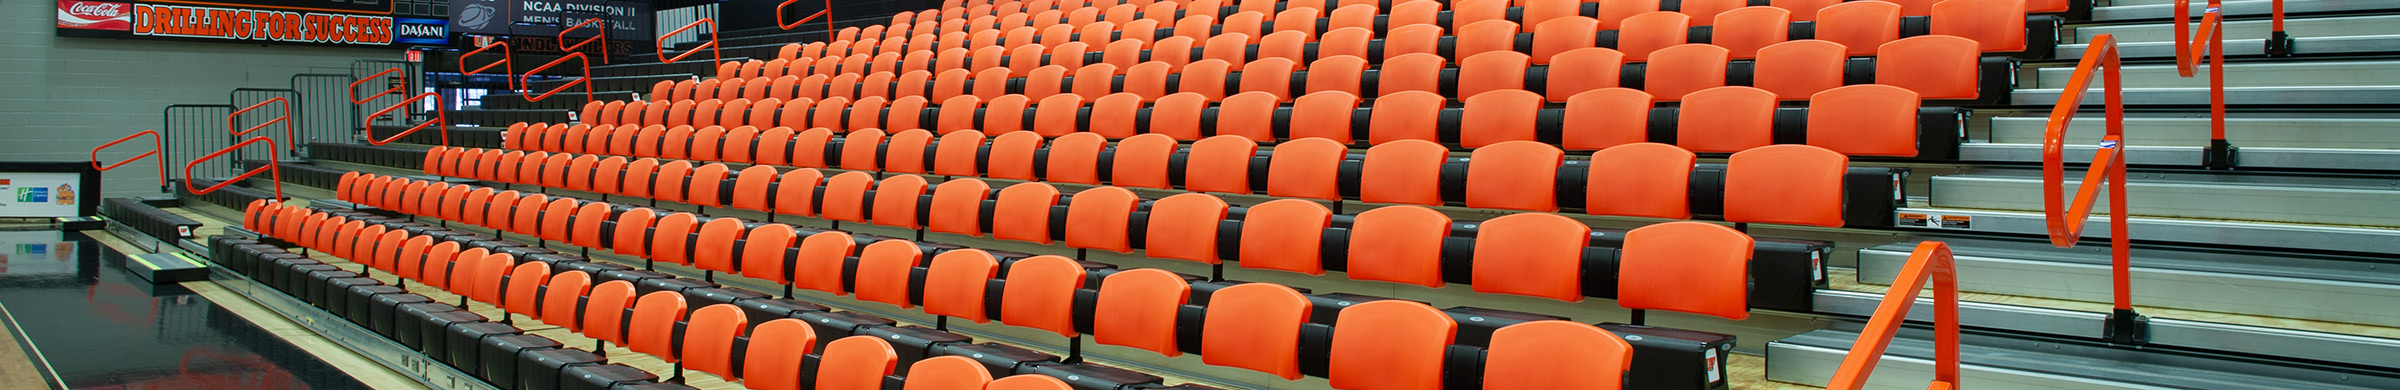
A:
522,52,594,103
658,18,722,69
291,73,355,147
1825,241,1960,390
164,104,236,183
364,92,449,146
2174,0,2234,169
778,0,830,30
227,96,295,154
92,130,167,192
2042,34,2146,345
183,136,281,199
2266,0,2293,56
229,88,302,155
462,41,517,91
560,18,609,64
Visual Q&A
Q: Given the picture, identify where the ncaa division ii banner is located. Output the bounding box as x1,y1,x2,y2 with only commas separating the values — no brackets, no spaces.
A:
57,0,447,46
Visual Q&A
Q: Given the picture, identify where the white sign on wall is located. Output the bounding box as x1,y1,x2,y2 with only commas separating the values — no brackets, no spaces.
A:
0,172,86,218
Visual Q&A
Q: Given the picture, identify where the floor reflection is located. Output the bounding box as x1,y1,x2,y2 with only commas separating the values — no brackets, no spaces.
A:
0,229,368,390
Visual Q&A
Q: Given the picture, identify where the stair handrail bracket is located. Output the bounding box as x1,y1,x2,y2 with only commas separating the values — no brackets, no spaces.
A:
462,41,517,91
227,97,296,153
184,136,281,200
777,0,831,31
91,130,167,191
1826,241,1960,390
2173,0,2236,169
657,18,722,69
521,52,594,104
560,18,608,63
364,92,449,146
2042,33,2147,346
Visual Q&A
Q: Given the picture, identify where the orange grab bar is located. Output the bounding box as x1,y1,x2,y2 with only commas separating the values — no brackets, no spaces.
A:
2172,0,2228,145
560,18,609,63
350,68,407,105
228,97,295,152
184,136,282,200
1824,241,1959,390
364,92,449,146
657,18,722,67
778,0,831,30
463,41,517,91
91,130,167,188
2043,34,2145,344
521,52,593,103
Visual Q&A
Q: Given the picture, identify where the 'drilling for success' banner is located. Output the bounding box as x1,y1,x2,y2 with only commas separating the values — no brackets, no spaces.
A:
132,3,393,45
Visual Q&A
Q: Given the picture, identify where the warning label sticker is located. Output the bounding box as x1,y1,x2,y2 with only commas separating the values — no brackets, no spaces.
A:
1898,213,1973,230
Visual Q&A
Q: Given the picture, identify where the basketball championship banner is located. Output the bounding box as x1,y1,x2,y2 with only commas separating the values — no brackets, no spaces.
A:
57,0,447,46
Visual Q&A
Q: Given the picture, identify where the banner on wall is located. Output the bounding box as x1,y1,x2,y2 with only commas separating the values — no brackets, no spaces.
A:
57,0,447,46
448,0,651,40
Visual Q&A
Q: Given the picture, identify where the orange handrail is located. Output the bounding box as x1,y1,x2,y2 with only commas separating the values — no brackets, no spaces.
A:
349,68,407,105
2173,0,2234,169
778,0,832,30
462,41,516,91
227,97,295,152
521,52,594,103
658,18,722,68
2267,0,2292,56
2042,34,2146,345
1824,241,1959,390
560,18,609,64
91,130,167,189
364,92,449,146
184,136,281,200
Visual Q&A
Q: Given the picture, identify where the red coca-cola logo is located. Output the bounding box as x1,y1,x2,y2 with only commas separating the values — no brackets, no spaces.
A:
57,0,132,31
66,2,122,16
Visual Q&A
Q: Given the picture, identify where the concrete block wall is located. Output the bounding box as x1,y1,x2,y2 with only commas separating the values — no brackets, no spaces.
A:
0,0,395,197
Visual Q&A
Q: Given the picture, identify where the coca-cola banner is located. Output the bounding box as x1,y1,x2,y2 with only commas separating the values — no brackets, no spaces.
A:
57,1,132,31
56,0,446,46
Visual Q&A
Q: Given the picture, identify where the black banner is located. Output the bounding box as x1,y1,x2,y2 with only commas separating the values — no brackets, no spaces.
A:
449,0,651,40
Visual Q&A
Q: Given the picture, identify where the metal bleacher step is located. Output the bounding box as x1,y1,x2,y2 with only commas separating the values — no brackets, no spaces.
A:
2031,59,2400,89
1925,169,2400,227
2092,0,2400,21
1962,113,2400,171
2011,59,2400,107
1765,326,2400,390
2010,84,2400,106
1856,237,2400,328
2062,14,2400,59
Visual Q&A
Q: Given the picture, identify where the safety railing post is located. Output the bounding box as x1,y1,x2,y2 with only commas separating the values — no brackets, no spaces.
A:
2266,0,2293,56
1824,242,1959,390
560,19,609,64
2043,34,2147,346
777,0,832,31
92,130,168,193
2177,0,2237,170
227,97,297,154
364,93,450,146
462,41,517,91
184,136,282,200
658,19,723,69
521,53,594,103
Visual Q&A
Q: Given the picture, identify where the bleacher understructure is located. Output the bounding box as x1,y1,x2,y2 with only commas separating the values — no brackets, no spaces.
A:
89,0,2400,389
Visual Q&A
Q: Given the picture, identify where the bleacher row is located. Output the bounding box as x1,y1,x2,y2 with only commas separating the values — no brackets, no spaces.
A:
789,0,2050,62
263,168,1777,389
453,125,1903,227
223,202,1142,390
384,146,1835,305
705,35,2011,104
567,83,1962,157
